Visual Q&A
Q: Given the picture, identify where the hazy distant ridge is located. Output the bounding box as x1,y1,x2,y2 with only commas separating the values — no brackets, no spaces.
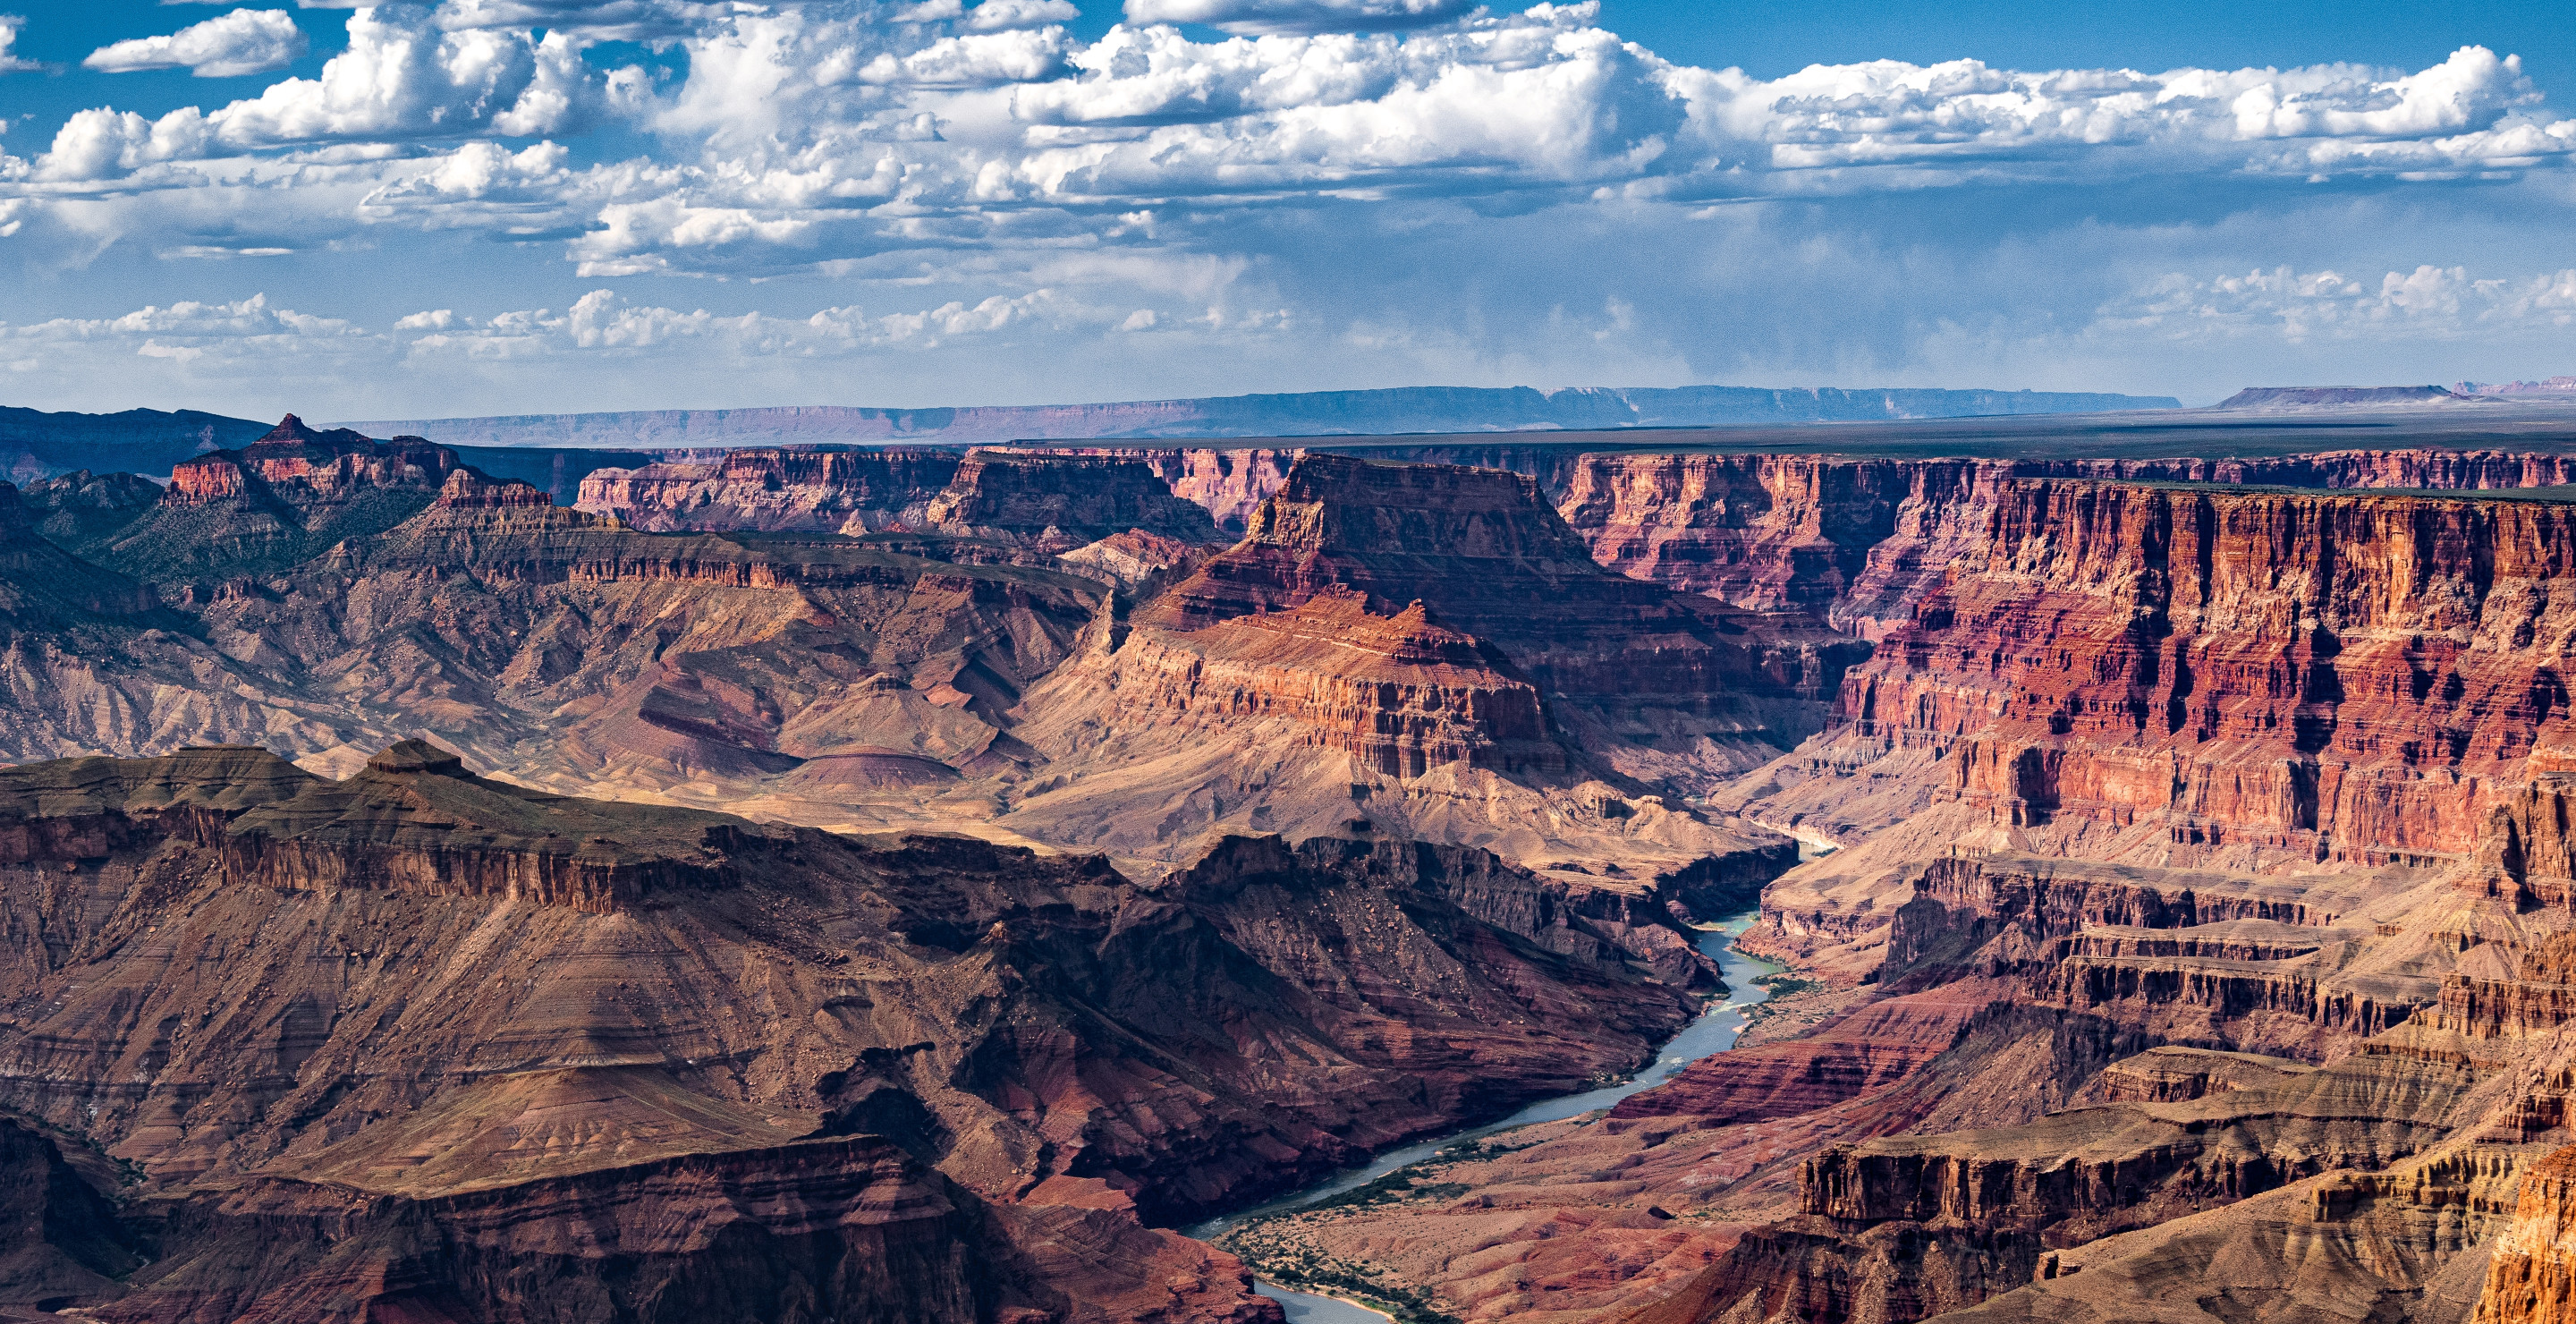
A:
341,384,2180,448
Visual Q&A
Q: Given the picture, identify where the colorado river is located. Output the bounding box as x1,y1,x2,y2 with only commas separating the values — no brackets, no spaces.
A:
1194,912,1783,1323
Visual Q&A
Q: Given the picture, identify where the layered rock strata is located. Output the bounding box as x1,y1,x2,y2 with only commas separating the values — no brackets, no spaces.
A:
575,446,964,533
1555,449,2576,637
998,453,1840,908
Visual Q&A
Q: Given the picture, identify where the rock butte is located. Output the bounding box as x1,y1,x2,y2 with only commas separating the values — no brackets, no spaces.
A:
14,413,2576,1321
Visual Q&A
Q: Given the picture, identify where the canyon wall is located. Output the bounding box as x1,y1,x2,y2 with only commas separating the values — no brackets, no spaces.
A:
1839,480,2576,866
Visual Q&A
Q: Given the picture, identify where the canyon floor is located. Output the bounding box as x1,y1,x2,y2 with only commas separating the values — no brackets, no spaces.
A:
12,408,2576,1322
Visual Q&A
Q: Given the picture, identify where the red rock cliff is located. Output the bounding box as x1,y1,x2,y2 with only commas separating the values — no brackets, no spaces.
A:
1839,480,2576,865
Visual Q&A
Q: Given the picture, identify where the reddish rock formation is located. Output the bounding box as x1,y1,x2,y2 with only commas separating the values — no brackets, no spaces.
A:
1605,993,1973,1125
434,468,554,508
926,450,1220,549
575,447,963,533
998,453,1829,923
1136,453,1861,752
1555,449,2576,638
1824,480,2576,870
2481,1144,2576,1324
1133,446,1294,533
76,415,480,588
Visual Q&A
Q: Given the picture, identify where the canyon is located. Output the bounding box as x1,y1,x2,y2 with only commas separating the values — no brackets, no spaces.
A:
13,407,2576,1322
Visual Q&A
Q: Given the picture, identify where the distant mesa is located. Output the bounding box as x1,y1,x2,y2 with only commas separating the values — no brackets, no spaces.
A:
2211,384,2479,410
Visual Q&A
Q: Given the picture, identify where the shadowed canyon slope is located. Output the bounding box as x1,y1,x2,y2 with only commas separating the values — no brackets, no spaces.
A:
21,412,2576,1323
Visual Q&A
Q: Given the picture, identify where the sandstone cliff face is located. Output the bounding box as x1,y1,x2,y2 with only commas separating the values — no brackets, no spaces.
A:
1555,449,2576,640
2480,1145,2576,1324
1756,481,2576,887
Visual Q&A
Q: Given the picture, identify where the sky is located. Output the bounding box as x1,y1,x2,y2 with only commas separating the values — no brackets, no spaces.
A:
0,0,2571,420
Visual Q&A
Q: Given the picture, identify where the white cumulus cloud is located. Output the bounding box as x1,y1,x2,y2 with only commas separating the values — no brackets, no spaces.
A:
0,13,43,74
84,9,309,79
1123,0,1474,36
2103,264,2576,341
35,5,617,181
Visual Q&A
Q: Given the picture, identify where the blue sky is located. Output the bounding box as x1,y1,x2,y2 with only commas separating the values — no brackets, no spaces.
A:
1,0,2572,420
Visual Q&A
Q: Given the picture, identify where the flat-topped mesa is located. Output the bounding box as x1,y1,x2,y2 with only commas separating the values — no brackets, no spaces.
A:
573,447,963,533
0,744,317,862
165,414,459,509
924,449,1222,548
1838,479,2576,867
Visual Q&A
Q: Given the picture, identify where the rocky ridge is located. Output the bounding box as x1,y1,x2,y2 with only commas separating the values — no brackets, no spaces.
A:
0,741,1733,1320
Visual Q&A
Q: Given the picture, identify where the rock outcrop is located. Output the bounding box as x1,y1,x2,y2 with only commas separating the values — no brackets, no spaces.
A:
925,450,1222,549
2481,1144,2576,1324
577,446,1226,548
76,415,472,588
576,447,964,533
997,453,1837,913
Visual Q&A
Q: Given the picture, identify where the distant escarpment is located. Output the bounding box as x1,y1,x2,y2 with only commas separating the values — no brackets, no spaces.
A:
347,383,2180,448
0,743,1724,1320
2216,385,2477,410
0,404,267,482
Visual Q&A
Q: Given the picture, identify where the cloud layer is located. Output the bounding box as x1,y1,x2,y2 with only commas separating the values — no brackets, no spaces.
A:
2,0,2574,417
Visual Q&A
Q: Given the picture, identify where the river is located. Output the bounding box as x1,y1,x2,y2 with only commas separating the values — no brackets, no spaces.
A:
1193,912,1783,1323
